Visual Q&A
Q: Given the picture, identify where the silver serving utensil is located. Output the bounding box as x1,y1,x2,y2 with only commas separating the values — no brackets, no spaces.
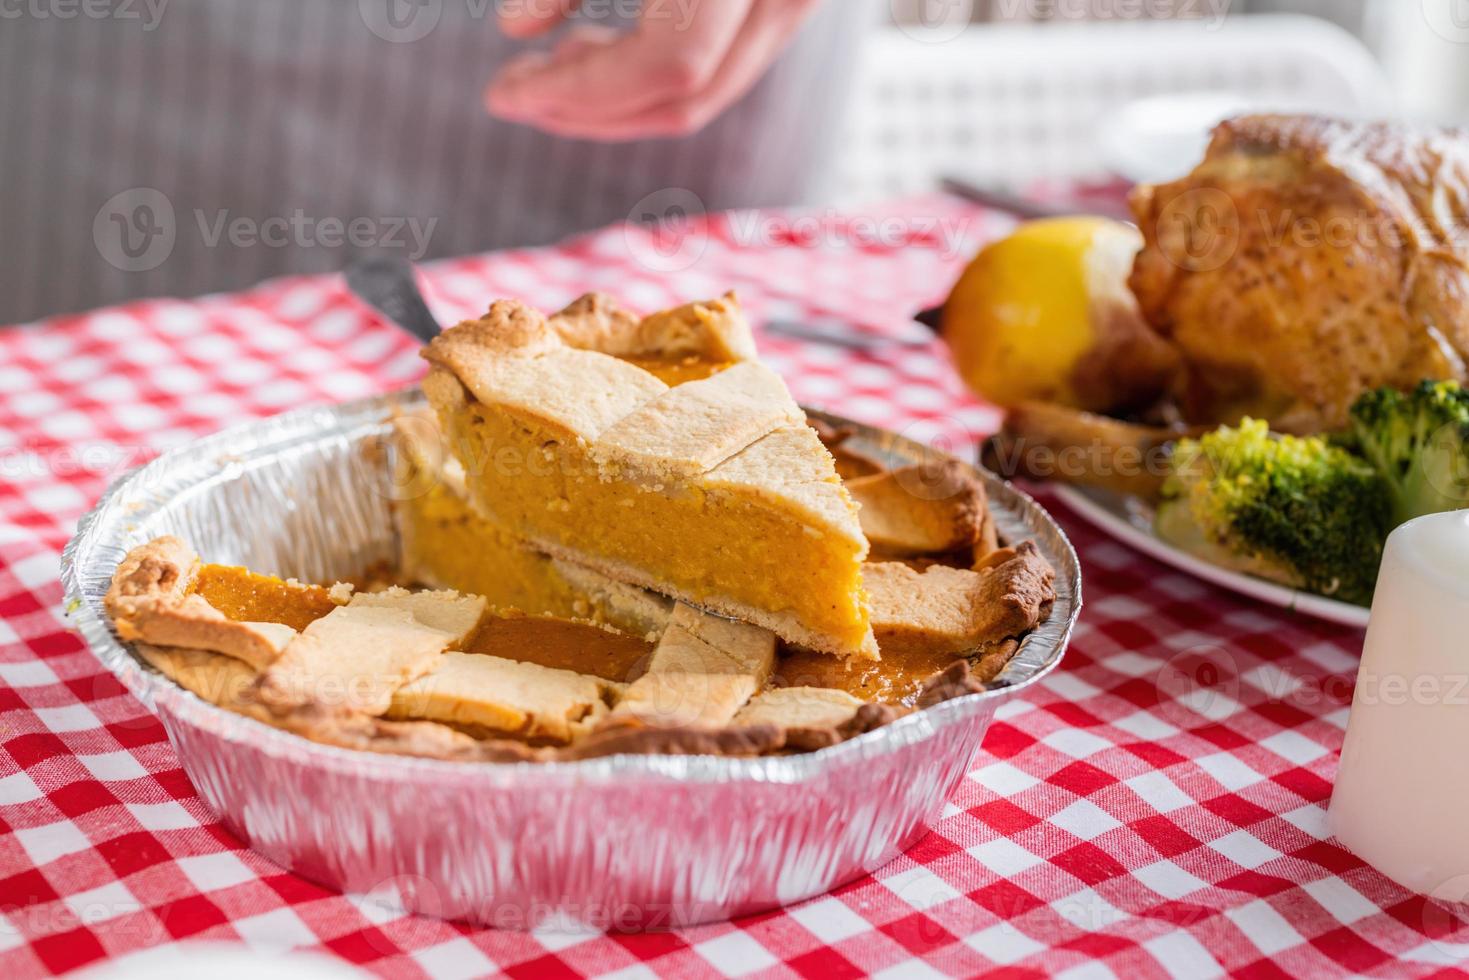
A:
763,319,934,351
344,256,442,342
940,176,1131,222
345,256,931,353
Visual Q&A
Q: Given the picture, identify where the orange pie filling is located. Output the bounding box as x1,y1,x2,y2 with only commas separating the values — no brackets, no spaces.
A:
396,451,672,639
192,563,652,681
775,646,964,708
438,399,872,657
162,562,654,744
399,478,596,622
462,613,652,683
191,564,338,630
399,488,993,707
186,564,652,687
621,355,730,387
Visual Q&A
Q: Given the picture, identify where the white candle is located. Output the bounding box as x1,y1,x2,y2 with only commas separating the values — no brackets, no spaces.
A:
1330,511,1469,893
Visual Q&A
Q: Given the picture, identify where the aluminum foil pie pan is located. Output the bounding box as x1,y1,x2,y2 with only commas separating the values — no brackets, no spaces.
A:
61,391,1081,929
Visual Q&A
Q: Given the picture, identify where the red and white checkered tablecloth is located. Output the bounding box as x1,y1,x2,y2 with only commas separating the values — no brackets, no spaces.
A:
0,195,1460,978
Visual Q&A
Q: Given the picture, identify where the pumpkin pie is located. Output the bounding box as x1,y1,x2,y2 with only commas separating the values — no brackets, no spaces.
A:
100,291,1060,762
420,294,876,659
392,292,1060,715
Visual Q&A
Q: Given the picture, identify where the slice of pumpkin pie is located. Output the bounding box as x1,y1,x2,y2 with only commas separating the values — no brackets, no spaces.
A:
421,299,876,659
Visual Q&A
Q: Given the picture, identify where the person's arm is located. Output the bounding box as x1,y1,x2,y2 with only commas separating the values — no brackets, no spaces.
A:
486,0,826,141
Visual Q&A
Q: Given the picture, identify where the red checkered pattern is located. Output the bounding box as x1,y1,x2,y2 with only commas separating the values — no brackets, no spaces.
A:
0,196,1459,978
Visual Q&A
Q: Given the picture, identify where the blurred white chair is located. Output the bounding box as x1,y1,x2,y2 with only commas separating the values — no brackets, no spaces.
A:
831,14,1392,202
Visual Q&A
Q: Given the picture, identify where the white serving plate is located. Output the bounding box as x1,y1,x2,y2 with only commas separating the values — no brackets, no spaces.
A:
1054,484,1370,630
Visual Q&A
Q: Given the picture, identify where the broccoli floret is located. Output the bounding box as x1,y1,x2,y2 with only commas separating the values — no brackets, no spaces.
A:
1348,380,1469,527
1157,419,1390,606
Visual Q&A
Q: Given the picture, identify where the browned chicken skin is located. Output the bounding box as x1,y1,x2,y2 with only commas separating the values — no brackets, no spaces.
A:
1129,114,1469,434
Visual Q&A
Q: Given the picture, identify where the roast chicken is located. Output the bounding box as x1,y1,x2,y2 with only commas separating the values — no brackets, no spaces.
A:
1129,114,1469,434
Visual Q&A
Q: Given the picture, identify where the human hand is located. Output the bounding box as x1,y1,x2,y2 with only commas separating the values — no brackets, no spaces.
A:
486,0,826,141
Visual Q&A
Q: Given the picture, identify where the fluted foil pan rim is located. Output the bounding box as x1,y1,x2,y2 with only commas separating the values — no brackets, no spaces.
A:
61,391,1081,784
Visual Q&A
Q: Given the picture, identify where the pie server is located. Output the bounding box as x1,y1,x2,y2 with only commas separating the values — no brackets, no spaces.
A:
343,256,932,351
344,255,443,342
